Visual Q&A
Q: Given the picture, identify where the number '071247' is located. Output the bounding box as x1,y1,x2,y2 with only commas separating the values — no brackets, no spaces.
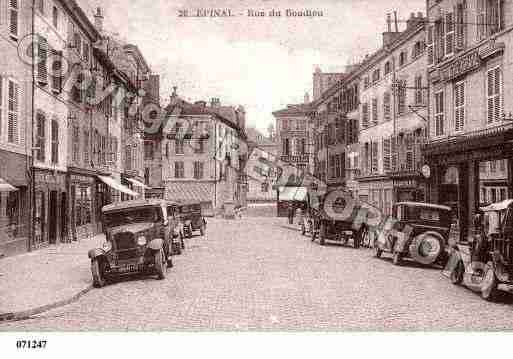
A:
16,340,47,349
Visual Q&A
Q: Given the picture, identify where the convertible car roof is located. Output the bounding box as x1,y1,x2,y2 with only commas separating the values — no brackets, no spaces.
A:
102,199,180,212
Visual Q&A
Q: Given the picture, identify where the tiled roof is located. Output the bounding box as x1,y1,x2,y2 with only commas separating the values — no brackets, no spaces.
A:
272,103,313,116
165,182,214,203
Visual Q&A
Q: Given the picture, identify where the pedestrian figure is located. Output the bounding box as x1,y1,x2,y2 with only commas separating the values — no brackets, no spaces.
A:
296,207,304,229
288,204,294,225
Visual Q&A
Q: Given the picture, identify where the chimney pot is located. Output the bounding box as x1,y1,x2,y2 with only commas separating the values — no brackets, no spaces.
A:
94,7,104,31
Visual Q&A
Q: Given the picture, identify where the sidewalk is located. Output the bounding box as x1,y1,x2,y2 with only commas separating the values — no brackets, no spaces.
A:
0,234,105,321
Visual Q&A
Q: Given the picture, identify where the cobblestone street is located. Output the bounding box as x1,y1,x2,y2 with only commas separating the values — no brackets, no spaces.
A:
2,217,513,331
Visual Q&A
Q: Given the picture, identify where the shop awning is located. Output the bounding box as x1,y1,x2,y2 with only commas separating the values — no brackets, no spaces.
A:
98,175,140,197
0,177,18,192
165,182,213,203
278,186,307,202
127,178,150,189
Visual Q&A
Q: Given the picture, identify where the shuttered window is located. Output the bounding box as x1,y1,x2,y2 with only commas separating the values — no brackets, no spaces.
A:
414,76,423,105
456,3,466,50
383,138,391,172
397,79,407,115
9,0,19,40
405,134,414,170
487,67,502,123
50,50,62,93
445,12,455,56
477,0,486,40
436,19,445,62
391,136,398,171
51,120,58,164
36,113,46,162
7,80,19,143
175,162,184,178
427,25,434,66
371,141,379,173
383,92,391,120
0,76,3,138
362,102,369,128
435,91,445,136
372,98,378,125
37,37,48,85
454,81,465,132
72,125,80,164
83,130,89,165
194,162,204,179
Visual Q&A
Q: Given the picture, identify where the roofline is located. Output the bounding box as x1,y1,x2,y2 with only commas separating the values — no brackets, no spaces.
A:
123,44,151,73
60,0,101,41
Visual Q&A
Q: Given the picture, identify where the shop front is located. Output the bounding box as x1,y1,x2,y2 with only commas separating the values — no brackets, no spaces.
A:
0,150,29,257
423,124,513,242
67,168,97,241
33,168,67,248
391,174,427,204
357,177,394,217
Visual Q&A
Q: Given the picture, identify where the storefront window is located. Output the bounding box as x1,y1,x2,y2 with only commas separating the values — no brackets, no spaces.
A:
479,159,510,206
35,191,46,245
0,192,21,242
75,186,92,227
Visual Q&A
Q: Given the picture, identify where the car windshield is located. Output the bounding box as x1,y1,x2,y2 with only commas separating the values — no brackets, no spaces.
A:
103,207,161,228
399,206,449,226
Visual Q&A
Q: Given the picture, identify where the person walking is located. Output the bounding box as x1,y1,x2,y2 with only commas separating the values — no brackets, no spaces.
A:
288,204,294,225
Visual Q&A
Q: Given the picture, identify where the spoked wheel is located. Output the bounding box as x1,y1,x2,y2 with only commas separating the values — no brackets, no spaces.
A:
154,249,166,280
91,259,106,288
481,262,499,301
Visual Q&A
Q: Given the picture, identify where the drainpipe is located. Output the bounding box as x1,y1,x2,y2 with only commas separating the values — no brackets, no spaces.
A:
29,0,36,252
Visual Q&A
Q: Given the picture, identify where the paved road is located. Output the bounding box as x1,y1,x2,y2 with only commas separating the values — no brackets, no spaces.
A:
2,217,513,331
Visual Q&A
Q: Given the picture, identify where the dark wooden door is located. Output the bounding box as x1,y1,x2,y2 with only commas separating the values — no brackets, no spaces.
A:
49,191,58,244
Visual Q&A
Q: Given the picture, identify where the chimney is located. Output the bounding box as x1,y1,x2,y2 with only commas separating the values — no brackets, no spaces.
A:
94,7,104,32
386,13,392,32
394,11,399,32
210,98,220,107
304,92,310,104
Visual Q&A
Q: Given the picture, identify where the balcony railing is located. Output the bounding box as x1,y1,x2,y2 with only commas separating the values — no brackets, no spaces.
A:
281,154,309,163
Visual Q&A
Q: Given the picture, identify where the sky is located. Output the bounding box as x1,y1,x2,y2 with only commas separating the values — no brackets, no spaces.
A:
80,0,425,134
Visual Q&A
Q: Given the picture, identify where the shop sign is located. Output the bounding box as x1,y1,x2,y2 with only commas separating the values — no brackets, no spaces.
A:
395,179,417,188
440,50,481,82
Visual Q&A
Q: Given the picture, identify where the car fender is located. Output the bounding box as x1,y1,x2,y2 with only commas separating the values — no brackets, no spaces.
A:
393,232,409,253
148,238,163,251
88,248,106,259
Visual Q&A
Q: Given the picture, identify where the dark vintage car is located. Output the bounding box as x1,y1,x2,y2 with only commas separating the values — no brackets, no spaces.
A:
375,202,452,266
304,189,371,248
88,199,181,287
445,199,513,301
178,201,207,238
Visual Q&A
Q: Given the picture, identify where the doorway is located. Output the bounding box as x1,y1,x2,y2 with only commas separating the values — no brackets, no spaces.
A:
61,192,67,242
49,191,58,244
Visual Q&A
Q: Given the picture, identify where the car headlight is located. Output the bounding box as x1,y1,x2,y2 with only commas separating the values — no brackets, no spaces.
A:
137,236,147,246
102,241,112,252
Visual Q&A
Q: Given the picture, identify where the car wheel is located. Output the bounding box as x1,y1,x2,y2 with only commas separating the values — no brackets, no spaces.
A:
392,251,402,266
410,233,443,265
481,262,499,301
91,259,106,288
450,260,464,285
375,247,383,258
319,223,326,246
155,249,166,280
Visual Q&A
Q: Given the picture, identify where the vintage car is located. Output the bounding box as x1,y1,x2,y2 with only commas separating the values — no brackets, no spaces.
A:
88,199,181,287
375,202,452,266
445,199,513,301
304,189,371,249
178,201,207,238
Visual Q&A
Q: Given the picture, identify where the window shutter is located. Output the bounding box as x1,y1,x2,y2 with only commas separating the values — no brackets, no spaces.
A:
494,67,502,122
51,120,59,164
0,76,3,138
427,25,434,66
391,137,398,171
37,37,48,85
36,113,46,161
477,0,485,40
362,102,369,128
445,12,455,56
456,3,465,50
372,98,378,125
7,80,19,143
9,0,19,40
384,92,391,119
455,82,465,131
487,68,501,123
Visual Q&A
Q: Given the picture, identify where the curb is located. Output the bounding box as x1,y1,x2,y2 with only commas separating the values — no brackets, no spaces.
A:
0,284,94,323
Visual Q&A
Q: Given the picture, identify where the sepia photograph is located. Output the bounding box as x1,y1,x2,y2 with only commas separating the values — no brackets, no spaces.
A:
1,0,513,354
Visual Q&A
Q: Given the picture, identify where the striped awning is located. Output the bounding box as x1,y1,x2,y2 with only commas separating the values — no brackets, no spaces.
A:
165,182,213,203
0,177,18,192
98,175,140,197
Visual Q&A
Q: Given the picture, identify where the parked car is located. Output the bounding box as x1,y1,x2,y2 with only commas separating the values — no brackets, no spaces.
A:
178,201,207,238
446,199,513,301
375,202,452,266
305,190,370,248
88,199,180,287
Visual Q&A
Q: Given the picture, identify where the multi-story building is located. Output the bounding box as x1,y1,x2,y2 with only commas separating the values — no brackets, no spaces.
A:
245,127,278,203
313,67,345,101
162,94,246,215
422,0,513,239
356,12,428,216
0,0,33,256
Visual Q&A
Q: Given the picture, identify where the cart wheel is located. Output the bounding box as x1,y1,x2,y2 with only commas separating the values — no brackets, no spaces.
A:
392,251,402,266
319,223,326,246
155,249,166,280
450,260,464,285
481,262,499,301
91,259,106,288
375,247,383,258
